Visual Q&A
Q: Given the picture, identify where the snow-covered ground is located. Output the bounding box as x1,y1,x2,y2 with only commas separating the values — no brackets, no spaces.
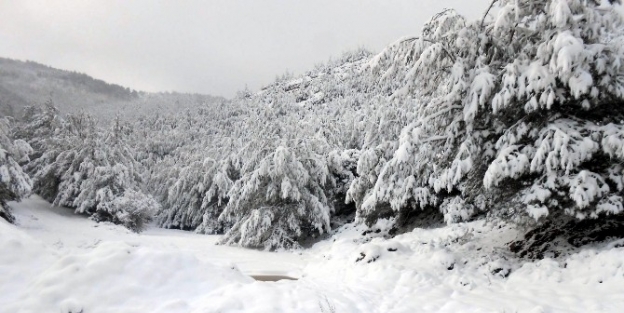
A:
2,196,624,312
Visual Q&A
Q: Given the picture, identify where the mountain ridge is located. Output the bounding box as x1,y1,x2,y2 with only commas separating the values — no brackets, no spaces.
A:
0,57,224,120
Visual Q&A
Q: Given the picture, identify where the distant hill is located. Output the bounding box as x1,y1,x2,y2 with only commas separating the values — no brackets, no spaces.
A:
0,57,224,120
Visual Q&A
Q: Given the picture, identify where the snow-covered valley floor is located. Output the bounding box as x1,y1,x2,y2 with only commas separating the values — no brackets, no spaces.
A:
2,196,624,313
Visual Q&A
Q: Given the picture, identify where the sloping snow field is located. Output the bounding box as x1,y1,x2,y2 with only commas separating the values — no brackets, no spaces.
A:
2,196,624,312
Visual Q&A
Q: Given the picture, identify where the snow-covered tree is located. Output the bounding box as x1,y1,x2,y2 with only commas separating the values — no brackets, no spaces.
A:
8,0,622,249
22,113,158,231
134,101,245,232
13,101,62,159
158,156,235,232
355,0,624,227
219,145,333,250
0,118,32,222
136,51,381,248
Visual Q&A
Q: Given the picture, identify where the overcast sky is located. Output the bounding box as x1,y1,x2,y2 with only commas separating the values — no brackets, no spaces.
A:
0,0,489,98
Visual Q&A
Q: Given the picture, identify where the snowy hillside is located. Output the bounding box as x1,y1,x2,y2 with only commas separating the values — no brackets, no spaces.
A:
0,58,223,120
3,0,624,311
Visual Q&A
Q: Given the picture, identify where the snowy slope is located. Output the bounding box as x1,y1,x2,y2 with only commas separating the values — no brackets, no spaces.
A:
2,197,624,312
8,196,307,276
1,196,306,312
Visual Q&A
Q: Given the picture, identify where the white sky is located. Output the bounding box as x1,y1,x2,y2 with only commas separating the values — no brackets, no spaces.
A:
0,1,489,98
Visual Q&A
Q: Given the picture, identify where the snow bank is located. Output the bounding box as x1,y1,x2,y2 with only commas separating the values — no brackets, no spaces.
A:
296,221,624,313
0,219,252,313
3,197,624,312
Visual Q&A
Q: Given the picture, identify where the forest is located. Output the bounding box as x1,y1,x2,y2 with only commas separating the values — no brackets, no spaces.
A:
2,0,624,254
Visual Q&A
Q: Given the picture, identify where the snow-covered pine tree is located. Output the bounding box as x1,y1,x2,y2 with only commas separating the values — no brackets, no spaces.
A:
25,113,159,231
345,96,418,225
214,57,376,249
356,0,624,227
0,118,32,222
135,99,246,232
158,156,235,232
142,51,384,249
13,101,62,160
219,144,333,250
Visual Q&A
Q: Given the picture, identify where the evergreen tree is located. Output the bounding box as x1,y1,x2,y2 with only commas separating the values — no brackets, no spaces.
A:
22,112,158,231
355,0,624,227
0,118,32,222
219,145,333,250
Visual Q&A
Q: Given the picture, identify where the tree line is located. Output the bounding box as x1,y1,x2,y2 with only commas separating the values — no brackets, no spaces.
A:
2,0,624,251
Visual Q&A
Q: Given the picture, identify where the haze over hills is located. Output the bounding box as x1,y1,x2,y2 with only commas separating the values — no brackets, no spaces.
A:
0,57,224,120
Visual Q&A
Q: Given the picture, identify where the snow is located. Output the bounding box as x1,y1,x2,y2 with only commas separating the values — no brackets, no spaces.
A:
3,196,624,312
484,145,530,188
6,196,306,277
